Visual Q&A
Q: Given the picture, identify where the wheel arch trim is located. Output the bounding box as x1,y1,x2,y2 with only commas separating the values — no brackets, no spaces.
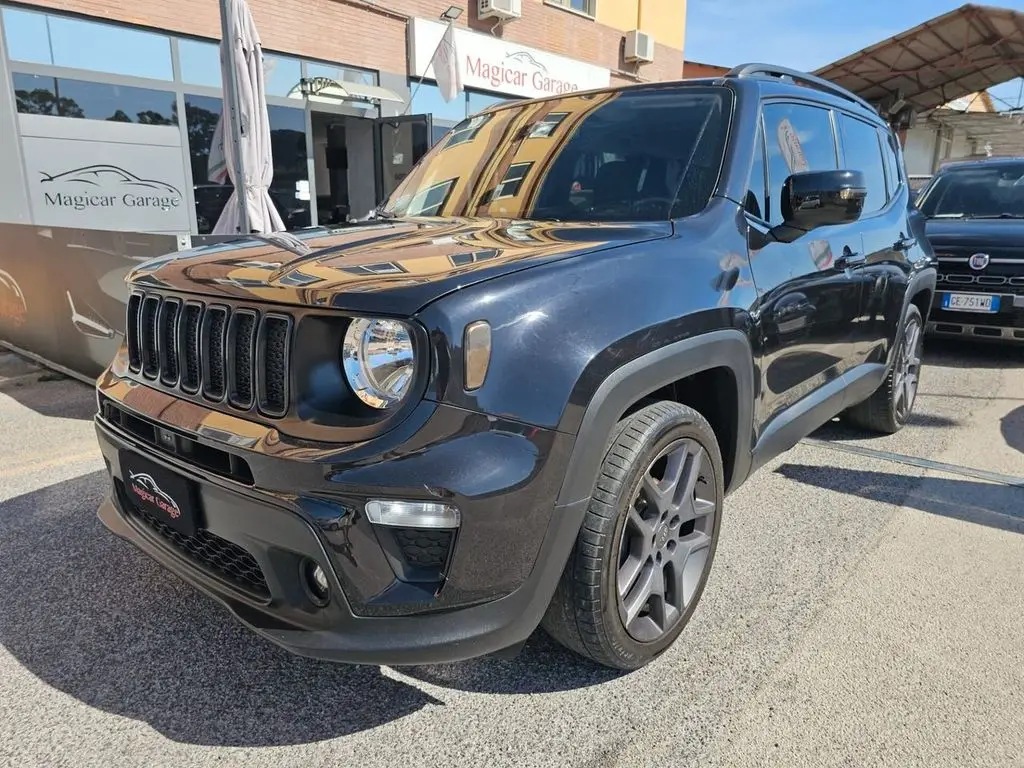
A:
555,328,756,510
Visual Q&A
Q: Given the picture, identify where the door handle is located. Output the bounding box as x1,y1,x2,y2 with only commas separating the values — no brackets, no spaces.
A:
894,236,917,251
836,250,866,269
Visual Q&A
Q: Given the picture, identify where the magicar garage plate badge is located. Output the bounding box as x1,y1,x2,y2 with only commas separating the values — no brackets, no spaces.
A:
120,451,201,537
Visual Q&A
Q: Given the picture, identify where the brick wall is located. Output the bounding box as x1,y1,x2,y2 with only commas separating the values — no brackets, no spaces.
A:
17,0,682,84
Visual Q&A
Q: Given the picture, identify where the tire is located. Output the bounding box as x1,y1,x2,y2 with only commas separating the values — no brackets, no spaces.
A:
843,303,925,435
541,401,725,671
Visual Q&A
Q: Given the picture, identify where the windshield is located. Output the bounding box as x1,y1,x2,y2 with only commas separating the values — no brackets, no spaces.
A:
379,86,732,223
917,162,1024,218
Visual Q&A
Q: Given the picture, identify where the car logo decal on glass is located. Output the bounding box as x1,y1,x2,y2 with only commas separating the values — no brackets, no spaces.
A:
127,471,182,520
969,252,990,270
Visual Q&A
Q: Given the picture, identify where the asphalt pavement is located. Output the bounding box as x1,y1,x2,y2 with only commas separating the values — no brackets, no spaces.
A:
1,342,1022,768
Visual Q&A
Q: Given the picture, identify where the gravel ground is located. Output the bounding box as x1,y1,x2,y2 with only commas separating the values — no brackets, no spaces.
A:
1,341,1022,768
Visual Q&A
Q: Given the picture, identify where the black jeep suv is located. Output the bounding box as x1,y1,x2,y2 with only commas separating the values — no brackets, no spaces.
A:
93,64,935,670
914,157,1024,343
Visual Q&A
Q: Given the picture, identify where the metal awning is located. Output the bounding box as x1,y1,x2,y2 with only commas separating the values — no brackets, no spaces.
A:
286,77,405,105
814,4,1024,114
926,109,1024,156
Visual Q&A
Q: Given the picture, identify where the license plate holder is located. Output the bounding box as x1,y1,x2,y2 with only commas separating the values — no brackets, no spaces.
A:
941,292,1000,313
120,451,203,537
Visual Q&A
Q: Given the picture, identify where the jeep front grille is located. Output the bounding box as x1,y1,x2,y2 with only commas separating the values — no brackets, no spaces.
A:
126,291,293,418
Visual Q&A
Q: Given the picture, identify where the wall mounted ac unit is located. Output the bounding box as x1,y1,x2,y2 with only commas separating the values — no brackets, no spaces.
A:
479,0,522,21
624,30,655,63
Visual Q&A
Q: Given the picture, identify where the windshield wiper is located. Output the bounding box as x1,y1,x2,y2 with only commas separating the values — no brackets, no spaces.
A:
965,212,1024,219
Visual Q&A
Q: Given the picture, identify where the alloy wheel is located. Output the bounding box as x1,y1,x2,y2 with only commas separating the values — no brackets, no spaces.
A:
894,315,923,422
616,437,718,643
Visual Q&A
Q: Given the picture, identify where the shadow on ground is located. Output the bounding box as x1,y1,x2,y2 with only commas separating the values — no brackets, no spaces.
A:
813,410,962,442
1001,405,1024,457
0,472,617,748
923,338,1024,370
776,463,1024,535
0,353,94,421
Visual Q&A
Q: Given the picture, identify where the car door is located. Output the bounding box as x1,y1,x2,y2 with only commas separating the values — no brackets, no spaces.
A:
835,111,907,367
745,101,866,434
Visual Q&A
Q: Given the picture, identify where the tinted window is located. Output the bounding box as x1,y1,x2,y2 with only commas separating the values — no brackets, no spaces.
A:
762,103,837,227
745,119,767,220
839,114,887,213
879,128,903,197
916,163,1024,219
185,95,310,233
383,87,733,222
13,73,176,124
2,8,172,79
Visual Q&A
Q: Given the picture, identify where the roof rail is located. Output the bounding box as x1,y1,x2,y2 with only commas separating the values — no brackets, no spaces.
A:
726,63,878,115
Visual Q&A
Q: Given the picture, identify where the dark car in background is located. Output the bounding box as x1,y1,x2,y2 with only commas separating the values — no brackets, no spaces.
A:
92,64,934,671
915,157,1024,343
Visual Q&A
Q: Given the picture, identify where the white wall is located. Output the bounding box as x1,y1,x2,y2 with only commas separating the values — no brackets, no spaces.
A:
903,126,938,177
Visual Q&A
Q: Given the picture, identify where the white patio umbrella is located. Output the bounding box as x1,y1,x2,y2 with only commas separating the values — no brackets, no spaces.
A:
209,0,284,235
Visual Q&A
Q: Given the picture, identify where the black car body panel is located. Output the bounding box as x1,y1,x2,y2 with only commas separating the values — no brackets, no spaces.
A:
93,69,936,664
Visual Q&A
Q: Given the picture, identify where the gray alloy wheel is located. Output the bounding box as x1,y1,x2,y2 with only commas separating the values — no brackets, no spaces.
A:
541,401,724,670
843,303,925,435
616,437,716,643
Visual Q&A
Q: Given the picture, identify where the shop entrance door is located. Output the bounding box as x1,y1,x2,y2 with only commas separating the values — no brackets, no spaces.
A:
373,114,433,206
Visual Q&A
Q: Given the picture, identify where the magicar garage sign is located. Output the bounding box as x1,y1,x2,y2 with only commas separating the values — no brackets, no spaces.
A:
409,18,611,100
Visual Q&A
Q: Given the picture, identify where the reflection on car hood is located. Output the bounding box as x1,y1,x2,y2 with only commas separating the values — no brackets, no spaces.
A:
924,217,1024,253
127,217,672,315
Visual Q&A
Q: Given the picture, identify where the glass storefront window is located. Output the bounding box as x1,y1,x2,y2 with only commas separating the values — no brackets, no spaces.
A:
306,62,375,87
177,39,221,88
1,8,49,64
468,90,509,115
410,81,466,145
2,7,173,80
185,94,310,233
179,39,301,98
13,73,177,124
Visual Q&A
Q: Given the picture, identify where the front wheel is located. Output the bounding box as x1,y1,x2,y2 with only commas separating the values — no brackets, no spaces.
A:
541,401,724,670
843,303,924,434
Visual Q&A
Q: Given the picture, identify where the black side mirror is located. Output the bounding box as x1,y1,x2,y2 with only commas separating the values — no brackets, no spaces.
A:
774,170,867,242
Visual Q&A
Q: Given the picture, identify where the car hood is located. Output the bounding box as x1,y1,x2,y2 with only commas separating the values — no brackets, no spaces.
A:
923,217,1024,254
127,217,673,315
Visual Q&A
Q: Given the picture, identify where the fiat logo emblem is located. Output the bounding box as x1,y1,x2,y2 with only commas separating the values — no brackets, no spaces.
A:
969,252,990,270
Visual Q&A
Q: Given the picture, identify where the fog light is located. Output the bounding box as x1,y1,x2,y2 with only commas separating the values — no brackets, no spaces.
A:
365,499,461,529
301,559,330,605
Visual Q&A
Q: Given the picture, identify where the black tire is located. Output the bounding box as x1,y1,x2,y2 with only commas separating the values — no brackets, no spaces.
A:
843,303,925,435
541,401,724,671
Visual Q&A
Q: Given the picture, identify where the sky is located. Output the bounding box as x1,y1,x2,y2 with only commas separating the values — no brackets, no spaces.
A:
684,0,1024,110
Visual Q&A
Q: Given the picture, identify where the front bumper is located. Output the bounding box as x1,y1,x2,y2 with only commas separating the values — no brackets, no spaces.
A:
926,289,1024,343
93,375,585,665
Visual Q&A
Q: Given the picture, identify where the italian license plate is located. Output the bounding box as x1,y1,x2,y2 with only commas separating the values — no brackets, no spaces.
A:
942,292,1000,313
120,451,202,537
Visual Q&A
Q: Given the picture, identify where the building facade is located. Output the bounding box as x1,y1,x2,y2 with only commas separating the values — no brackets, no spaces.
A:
0,0,686,236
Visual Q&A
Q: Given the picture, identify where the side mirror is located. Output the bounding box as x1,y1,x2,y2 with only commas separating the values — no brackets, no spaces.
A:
776,170,867,240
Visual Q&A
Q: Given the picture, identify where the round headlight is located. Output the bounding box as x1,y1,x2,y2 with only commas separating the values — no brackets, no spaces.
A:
341,318,416,409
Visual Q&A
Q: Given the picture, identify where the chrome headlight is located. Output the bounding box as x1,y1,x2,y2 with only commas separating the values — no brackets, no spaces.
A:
341,318,416,409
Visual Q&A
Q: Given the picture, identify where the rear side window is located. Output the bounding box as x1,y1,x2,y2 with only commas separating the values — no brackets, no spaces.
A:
879,128,904,197
744,118,768,220
761,103,837,227
838,113,887,214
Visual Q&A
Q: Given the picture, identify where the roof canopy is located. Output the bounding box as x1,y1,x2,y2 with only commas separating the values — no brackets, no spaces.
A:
814,4,1024,113
927,110,1024,156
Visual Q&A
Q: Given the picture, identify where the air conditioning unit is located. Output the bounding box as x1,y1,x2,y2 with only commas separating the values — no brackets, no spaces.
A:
479,0,522,21
624,30,655,63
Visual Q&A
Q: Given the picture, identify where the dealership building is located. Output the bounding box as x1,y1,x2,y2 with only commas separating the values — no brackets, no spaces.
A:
0,0,686,236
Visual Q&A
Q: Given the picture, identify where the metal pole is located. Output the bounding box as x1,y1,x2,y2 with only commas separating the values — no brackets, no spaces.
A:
218,0,250,234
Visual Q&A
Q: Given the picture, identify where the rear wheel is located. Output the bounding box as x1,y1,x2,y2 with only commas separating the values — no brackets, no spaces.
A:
541,401,724,670
844,303,924,434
